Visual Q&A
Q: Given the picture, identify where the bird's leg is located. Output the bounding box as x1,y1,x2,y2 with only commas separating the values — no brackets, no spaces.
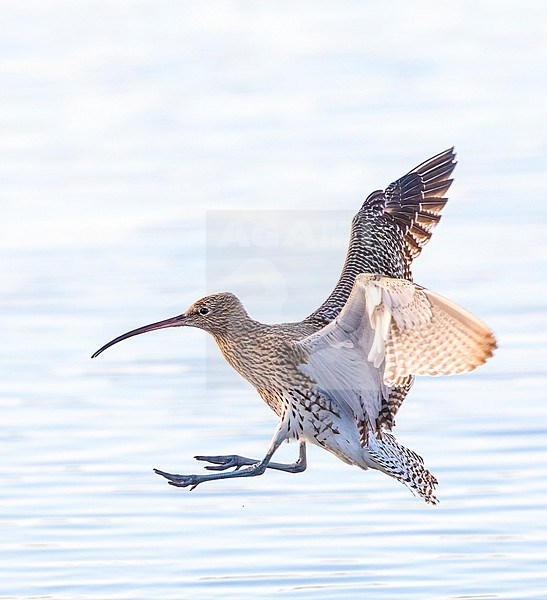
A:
194,441,307,473
154,421,291,490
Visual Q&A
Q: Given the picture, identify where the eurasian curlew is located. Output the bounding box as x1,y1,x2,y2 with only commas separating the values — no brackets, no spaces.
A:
92,149,496,503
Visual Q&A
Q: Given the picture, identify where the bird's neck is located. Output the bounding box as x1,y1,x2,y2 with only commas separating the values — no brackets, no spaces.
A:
211,318,272,385
212,316,263,353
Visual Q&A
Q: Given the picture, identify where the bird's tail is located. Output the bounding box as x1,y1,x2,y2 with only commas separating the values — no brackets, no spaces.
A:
366,432,438,504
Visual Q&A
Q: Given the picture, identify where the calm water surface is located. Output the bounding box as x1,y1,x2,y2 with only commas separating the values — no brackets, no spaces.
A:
1,2,546,599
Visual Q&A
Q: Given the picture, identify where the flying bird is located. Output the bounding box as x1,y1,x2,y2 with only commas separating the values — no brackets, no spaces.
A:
92,149,496,503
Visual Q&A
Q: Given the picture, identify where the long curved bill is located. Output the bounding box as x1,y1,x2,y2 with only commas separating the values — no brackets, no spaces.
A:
91,314,186,358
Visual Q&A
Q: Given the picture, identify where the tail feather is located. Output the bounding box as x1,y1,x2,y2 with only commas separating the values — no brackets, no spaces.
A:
366,432,438,504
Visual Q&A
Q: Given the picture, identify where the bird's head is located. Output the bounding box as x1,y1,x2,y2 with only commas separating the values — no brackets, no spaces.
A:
183,292,248,333
91,291,247,358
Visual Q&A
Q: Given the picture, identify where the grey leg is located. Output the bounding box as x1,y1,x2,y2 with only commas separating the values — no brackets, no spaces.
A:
154,422,295,490
195,441,307,473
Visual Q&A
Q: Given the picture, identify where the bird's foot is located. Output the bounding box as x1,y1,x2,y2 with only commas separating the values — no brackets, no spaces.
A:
153,468,202,490
194,454,256,471
153,460,267,490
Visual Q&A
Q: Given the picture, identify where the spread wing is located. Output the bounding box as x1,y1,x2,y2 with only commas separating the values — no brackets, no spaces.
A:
364,147,457,270
307,148,456,328
359,275,497,385
296,274,496,438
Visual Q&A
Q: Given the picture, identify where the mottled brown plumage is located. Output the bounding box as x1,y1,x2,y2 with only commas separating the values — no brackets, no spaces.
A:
92,149,496,504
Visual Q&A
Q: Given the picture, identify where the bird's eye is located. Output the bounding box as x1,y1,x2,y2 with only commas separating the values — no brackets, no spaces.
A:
198,307,210,315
